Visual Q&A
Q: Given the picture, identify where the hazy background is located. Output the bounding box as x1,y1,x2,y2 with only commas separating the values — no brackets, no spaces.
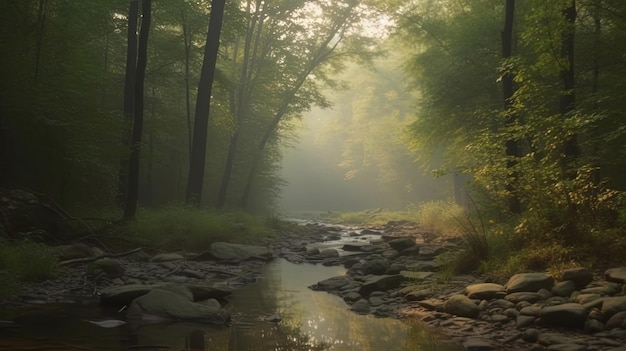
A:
279,108,453,212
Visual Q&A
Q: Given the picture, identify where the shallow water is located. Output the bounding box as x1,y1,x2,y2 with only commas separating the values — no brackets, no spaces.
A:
0,259,463,351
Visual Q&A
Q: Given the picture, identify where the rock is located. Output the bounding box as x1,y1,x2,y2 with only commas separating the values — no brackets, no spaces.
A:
465,283,506,300
358,275,405,296
606,311,626,329
184,284,232,301
385,263,404,274
522,328,540,342
538,333,585,347
210,242,272,261
443,294,479,318
539,303,588,328
488,299,515,309
341,242,368,251
574,293,602,305
319,248,339,258
517,315,536,328
381,249,400,260
418,298,444,311
400,246,420,256
552,280,577,297
562,268,594,289
55,243,92,260
101,284,162,307
198,299,222,308
350,299,370,314
462,338,497,350
546,344,588,351
605,267,626,284
312,276,351,291
126,289,230,325
404,288,431,302
342,292,362,303
180,269,205,279
601,296,626,320
388,237,416,251
360,259,389,275
100,283,230,307
585,319,605,333
91,258,124,278
305,247,320,255
506,273,554,293
520,306,542,316
399,271,434,281
150,253,184,262
580,283,620,295
505,292,543,304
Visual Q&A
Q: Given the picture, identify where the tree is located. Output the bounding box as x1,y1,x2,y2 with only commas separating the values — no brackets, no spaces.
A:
237,0,375,209
186,0,227,206
124,0,152,219
118,0,139,206
501,0,521,214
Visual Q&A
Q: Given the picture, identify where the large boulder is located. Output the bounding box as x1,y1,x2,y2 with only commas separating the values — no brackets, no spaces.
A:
506,273,554,293
100,283,231,307
465,283,506,300
605,267,626,284
91,258,124,278
210,242,272,261
310,276,351,291
444,294,480,318
601,296,626,320
358,275,405,296
126,289,230,325
539,303,588,328
561,267,593,289
359,259,389,275
388,237,416,251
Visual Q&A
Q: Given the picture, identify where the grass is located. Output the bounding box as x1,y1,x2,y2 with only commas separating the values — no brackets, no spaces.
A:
0,238,59,298
125,205,281,252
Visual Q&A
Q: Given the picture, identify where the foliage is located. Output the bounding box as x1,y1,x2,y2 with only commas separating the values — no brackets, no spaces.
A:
389,0,626,273
415,200,465,237
126,205,277,252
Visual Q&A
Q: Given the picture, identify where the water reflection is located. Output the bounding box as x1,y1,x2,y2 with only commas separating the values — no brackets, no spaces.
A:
0,259,463,351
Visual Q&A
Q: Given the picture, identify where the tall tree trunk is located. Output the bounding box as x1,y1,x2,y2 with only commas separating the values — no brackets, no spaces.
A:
502,0,521,214
560,0,579,165
123,0,151,219
185,0,227,206
216,0,263,208
181,10,193,157
33,0,48,82
118,0,139,207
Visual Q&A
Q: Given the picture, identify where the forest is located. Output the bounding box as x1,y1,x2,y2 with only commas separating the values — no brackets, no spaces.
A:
2,0,626,287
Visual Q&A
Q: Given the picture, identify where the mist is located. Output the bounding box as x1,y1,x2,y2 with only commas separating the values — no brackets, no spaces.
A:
279,107,453,213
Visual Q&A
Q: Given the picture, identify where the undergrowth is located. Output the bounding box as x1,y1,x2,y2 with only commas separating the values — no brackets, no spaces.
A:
126,206,280,252
0,237,59,298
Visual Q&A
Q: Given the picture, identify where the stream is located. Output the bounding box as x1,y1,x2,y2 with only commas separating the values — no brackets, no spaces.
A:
0,258,463,351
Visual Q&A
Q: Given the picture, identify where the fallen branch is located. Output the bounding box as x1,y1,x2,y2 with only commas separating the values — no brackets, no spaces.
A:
59,247,143,266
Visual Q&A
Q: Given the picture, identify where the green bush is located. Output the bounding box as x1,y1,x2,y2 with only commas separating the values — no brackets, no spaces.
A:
127,206,276,252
